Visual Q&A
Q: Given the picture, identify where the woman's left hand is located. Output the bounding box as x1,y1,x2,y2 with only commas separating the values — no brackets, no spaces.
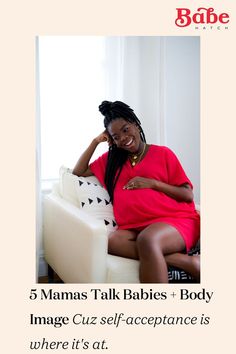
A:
123,177,193,202
123,177,156,190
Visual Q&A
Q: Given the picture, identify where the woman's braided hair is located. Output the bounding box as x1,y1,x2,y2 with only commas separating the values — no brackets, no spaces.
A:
98,100,146,203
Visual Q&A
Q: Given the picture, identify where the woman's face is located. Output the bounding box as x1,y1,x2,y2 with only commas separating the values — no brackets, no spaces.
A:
107,118,142,153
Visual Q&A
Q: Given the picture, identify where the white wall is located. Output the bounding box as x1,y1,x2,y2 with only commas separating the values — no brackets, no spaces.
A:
121,36,200,203
164,37,200,203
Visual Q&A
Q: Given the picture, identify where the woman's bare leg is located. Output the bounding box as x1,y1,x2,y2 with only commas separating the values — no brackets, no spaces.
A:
108,229,139,259
137,223,185,283
165,253,200,281
108,226,199,283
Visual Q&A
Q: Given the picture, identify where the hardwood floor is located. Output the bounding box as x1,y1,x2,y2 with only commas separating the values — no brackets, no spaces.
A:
38,269,63,283
38,275,63,283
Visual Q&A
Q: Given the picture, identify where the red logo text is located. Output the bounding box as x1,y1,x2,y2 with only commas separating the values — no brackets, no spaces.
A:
175,7,230,27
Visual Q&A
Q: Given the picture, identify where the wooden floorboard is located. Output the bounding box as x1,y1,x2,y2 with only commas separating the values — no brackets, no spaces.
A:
38,274,63,283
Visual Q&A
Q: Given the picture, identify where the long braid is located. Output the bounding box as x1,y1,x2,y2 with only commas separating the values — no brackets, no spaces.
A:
98,101,146,203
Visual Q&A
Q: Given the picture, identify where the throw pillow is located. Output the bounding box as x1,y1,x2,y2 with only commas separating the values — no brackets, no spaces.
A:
74,175,117,233
59,166,117,233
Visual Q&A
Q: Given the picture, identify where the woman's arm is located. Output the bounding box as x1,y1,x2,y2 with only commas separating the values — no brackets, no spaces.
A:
124,178,193,203
72,131,109,177
152,180,193,203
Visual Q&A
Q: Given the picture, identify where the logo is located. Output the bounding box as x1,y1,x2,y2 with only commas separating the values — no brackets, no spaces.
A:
175,7,230,28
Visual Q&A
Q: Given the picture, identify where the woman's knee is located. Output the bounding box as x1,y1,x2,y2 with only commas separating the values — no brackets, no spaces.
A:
108,229,137,255
136,223,185,257
137,231,164,257
108,233,119,254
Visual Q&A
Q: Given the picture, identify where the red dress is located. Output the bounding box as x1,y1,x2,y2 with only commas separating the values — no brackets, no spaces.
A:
90,145,200,251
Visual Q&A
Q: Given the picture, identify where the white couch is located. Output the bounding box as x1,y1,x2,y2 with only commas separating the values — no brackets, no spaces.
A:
43,167,199,283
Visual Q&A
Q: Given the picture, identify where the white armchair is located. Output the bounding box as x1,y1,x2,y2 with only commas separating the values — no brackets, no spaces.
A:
43,167,199,283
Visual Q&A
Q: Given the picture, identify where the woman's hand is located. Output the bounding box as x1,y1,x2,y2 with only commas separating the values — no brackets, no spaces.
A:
123,177,156,190
94,131,113,146
123,177,193,202
73,131,112,177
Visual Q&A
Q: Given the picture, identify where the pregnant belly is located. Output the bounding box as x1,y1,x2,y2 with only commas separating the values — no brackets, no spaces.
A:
113,188,183,227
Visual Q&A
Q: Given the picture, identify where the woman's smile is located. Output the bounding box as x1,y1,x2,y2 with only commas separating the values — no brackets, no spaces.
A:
107,118,141,153
124,138,133,146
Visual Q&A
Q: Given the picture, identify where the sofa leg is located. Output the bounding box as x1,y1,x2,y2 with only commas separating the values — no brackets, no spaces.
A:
47,264,55,283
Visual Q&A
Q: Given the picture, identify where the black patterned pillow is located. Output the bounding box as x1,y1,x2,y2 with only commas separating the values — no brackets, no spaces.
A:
168,267,194,283
59,166,117,233
75,176,117,232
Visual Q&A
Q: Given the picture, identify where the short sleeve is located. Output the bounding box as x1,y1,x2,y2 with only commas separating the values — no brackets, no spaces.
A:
164,147,193,189
89,152,108,188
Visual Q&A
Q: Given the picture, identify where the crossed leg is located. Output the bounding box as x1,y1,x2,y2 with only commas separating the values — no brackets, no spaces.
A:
108,223,199,283
137,223,185,283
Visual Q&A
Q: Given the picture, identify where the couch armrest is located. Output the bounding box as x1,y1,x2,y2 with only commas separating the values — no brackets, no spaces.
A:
43,193,108,283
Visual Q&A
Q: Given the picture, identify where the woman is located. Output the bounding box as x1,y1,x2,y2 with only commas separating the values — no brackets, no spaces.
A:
73,100,200,283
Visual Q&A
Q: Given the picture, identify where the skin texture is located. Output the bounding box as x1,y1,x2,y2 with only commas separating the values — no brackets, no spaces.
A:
73,118,200,283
